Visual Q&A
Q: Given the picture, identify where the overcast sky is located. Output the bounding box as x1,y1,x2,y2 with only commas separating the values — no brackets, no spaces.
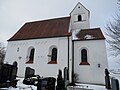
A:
0,0,118,44
0,0,119,68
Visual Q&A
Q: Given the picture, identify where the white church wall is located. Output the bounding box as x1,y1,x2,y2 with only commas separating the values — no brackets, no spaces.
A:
68,37,73,82
5,41,28,77
5,37,69,77
74,40,108,85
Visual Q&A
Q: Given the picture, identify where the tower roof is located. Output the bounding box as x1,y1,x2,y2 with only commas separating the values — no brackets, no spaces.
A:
70,2,90,15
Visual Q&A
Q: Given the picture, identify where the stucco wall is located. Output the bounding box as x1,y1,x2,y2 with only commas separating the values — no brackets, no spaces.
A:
5,37,69,77
70,3,90,31
74,40,108,85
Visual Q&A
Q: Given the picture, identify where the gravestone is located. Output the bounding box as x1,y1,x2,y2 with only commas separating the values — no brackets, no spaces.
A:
64,67,69,81
105,68,111,89
64,67,69,87
25,67,35,78
111,78,119,90
0,62,18,88
37,77,56,90
13,61,18,67
10,64,18,81
56,69,65,90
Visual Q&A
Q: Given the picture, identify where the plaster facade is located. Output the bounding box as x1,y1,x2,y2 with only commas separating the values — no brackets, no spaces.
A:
74,40,108,84
5,37,70,77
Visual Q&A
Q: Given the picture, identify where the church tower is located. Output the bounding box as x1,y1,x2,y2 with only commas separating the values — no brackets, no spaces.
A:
70,2,90,39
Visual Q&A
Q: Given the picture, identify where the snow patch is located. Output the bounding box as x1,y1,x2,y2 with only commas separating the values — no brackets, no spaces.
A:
84,35,95,39
72,29,80,40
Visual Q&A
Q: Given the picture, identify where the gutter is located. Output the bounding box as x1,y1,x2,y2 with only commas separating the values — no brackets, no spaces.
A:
67,36,70,80
72,40,74,83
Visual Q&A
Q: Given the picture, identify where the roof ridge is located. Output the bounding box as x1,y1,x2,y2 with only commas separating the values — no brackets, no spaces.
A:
26,16,71,24
81,27,100,31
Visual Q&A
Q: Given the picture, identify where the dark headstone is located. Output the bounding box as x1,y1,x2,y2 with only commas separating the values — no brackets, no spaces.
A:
37,77,56,90
111,78,119,90
10,65,18,81
64,67,69,87
64,67,69,81
0,63,18,88
56,69,65,90
13,61,18,67
105,68,109,76
105,68,111,89
25,67,35,78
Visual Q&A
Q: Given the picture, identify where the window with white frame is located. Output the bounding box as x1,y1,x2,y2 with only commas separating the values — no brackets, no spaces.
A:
26,46,35,64
74,14,86,22
78,15,82,21
80,48,90,65
48,45,57,64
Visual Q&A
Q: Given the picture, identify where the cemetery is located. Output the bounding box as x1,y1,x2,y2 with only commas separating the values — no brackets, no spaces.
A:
0,61,119,90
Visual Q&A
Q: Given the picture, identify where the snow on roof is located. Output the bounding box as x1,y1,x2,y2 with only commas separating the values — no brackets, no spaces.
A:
84,34,95,39
76,28,105,40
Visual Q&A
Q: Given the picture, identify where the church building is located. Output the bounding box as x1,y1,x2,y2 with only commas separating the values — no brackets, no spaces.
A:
5,2,108,85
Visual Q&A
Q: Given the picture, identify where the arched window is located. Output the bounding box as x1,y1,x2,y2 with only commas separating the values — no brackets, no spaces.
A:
29,48,35,61
78,15,82,21
51,48,57,61
26,47,35,64
81,49,87,62
48,46,57,64
80,49,90,65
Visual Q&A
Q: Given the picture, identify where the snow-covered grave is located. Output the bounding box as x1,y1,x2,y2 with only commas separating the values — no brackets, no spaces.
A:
1,71,120,90
0,78,37,90
67,83,107,90
0,77,108,90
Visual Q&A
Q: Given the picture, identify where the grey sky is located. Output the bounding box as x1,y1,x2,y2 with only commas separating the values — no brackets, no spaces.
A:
0,0,118,46
0,0,119,69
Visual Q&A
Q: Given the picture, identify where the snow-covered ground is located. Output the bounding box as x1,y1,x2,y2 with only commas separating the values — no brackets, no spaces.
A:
0,78,37,90
0,78,107,90
1,71,120,90
67,84,107,90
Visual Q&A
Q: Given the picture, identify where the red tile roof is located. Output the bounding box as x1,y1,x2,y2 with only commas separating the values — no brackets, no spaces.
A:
76,28,105,40
8,16,71,41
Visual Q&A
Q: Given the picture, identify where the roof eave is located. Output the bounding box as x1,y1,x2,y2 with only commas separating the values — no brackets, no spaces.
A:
8,34,72,41
73,38,105,41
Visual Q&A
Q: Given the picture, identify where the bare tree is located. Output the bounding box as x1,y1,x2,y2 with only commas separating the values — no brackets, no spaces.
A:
0,43,6,63
118,0,120,10
105,0,120,56
106,14,120,56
